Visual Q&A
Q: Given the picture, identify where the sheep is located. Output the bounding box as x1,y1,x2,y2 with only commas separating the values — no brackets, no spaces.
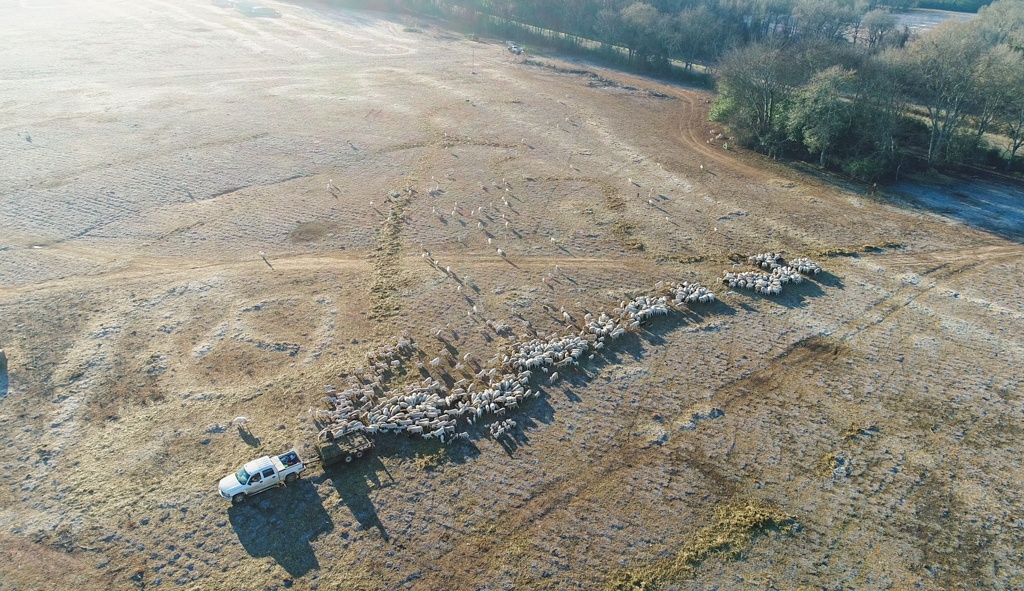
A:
790,257,822,275
749,252,784,270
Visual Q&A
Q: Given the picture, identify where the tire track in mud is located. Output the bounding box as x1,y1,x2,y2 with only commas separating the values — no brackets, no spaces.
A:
708,244,1024,413
872,243,1024,268
0,252,370,298
829,245,1024,345
413,330,737,590
415,437,651,590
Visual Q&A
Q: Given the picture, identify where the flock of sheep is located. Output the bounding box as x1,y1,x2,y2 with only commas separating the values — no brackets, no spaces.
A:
314,254,822,443
315,290,708,443
721,253,821,295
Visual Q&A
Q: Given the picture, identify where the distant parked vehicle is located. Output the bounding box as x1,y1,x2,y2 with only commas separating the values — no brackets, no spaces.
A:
235,1,280,17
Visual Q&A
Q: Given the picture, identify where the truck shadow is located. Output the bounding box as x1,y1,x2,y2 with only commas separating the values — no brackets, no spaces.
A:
0,350,7,397
321,459,392,542
228,479,331,577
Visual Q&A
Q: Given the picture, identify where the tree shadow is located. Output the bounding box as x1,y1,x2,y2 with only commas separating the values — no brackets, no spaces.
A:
228,478,330,578
887,178,1024,244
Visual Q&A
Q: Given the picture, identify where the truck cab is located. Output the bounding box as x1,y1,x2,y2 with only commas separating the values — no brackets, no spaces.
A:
218,451,304,504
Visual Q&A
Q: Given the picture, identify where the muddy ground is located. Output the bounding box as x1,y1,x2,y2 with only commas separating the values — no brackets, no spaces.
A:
1,1,1023,590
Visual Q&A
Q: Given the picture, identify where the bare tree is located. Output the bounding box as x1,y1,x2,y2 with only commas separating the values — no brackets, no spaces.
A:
717,41,795,157
793,0,861,42
904,22,986,166
995,48,1024,169
862,8,897,49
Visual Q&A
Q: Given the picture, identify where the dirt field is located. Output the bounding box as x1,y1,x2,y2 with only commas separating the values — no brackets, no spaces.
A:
2,1,1023,589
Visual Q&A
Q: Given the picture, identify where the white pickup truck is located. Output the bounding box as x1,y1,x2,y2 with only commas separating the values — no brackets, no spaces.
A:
218,451,304,504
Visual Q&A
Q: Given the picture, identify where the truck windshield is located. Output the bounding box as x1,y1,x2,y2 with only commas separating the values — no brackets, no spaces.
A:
234,467,250,485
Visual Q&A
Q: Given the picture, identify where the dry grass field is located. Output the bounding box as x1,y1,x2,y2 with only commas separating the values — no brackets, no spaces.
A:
2,1,1023,589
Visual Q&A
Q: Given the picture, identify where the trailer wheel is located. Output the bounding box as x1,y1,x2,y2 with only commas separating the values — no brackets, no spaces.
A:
355,450,364,459
232,493,246,505
285,473,298,484
344,455,353,463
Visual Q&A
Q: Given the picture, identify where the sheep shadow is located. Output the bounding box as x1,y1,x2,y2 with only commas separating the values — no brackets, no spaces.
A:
487,395,555,455
810,270,844,289
238,426,261,447
228,478,330,578
680,299,737,319
374,431,482,467
718,280,823,310
555,245,575,257
600,331,652,365
756,280,827,309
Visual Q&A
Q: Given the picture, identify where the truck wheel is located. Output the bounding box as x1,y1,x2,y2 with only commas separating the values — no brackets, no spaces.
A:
344,455,353,463
232,493,246,505
285,473,297,484
355,450,364,459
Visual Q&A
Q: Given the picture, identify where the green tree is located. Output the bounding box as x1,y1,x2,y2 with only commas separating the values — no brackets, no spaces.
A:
788,66,856,166
620,2,670,66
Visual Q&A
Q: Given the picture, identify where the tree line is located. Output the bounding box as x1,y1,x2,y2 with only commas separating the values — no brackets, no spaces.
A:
713,0,1024,178
328,0,1024,177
